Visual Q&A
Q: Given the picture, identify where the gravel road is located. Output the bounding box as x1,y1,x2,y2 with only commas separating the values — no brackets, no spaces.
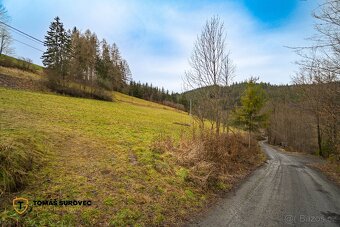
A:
188,141,340,227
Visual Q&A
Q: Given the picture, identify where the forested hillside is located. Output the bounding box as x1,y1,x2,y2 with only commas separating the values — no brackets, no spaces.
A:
183,81,339,158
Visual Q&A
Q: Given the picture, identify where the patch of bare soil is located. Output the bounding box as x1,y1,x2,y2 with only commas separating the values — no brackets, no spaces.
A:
0,74,46,91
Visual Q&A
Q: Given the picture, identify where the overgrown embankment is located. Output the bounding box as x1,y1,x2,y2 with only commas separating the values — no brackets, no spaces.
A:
153,132,266,191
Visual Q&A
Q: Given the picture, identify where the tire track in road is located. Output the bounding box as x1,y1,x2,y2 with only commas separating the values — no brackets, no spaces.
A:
188,142,340,227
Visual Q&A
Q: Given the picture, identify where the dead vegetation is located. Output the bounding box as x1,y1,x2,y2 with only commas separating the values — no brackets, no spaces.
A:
0,73,45,91
151,131,265,191
311,159,340,186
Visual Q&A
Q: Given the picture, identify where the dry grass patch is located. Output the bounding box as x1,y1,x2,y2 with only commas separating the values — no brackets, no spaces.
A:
0,66,44,80
311,159,340,186
152,131,266,191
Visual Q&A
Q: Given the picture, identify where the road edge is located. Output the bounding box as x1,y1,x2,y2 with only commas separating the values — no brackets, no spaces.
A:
182,140,268,226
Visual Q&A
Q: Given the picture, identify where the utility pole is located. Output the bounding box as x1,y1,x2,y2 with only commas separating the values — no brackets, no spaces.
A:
189,99,192,116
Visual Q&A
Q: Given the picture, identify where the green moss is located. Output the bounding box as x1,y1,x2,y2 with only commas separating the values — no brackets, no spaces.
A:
184,189,196,200
104,197,115,206
215,181,231,191
110,208,142,226
176,167,189,182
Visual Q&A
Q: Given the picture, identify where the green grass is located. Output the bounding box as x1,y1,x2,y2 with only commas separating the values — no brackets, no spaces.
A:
0,55,43,72
0,87,205,226
114,91,180,112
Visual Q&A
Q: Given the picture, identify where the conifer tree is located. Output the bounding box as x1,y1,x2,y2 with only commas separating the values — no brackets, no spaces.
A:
42,16,71,85
232,78,267,148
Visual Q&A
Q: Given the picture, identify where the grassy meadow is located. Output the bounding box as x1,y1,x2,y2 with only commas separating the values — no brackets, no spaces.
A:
0,87,207,226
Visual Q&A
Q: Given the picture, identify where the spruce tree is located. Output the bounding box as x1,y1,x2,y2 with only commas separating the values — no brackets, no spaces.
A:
232,78,267,148
42,16,71,85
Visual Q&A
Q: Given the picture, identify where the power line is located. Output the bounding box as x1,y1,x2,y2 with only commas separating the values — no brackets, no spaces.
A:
0,21,44,44
12,38,44,52
9,27,43,45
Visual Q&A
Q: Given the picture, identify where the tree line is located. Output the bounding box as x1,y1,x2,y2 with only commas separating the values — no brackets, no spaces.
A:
128,80,187,110
0,6,187,111
42,17,131,100
42,16,188,110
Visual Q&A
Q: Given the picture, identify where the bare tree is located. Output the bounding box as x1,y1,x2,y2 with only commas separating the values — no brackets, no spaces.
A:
313,0,340,74
293,0,339,74
221,52,236,133
0,4,13,55
293,54,325,156
292,0,340,157
184,16,235,134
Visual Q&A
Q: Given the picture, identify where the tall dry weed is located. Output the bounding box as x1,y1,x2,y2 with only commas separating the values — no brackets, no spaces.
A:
152,131,264,190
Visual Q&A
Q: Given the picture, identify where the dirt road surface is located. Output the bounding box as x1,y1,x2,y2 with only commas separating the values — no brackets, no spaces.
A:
188,142,340,227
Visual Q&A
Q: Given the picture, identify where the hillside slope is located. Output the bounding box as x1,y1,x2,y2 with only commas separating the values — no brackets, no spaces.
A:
0,87,203,226
0,61,265,225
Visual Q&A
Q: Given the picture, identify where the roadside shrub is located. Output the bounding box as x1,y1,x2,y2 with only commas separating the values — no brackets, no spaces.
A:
152,131,264,190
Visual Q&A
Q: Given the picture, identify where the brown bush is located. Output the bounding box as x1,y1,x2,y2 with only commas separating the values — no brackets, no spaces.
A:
152,131,264,190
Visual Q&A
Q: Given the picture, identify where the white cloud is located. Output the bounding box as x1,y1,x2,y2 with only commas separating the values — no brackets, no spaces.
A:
3,0,320,92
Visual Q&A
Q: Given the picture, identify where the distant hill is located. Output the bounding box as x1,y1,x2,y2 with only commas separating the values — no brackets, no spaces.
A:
182,82,299,107
181,81,340,156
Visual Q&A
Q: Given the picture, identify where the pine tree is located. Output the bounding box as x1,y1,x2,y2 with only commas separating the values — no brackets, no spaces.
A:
42,16,71,85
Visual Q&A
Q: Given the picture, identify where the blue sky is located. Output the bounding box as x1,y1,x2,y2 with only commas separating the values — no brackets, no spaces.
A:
2,0,320,92
241,0,298,27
